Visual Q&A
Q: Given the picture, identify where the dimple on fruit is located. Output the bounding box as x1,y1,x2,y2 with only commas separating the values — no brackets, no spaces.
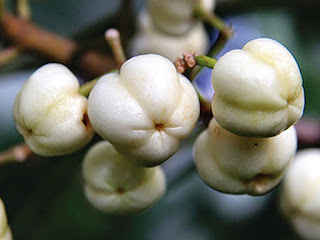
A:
13,63,94,156
88,54,200,167
211,38,304,138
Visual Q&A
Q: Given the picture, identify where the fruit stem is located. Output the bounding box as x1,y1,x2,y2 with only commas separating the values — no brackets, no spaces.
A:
194,55,217,69
79,69,119,97
194,1,234,39
105,28,126,69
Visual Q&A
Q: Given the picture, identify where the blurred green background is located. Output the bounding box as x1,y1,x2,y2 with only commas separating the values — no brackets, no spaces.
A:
0,0,319,239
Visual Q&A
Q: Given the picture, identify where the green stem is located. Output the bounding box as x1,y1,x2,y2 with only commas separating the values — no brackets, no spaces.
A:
79,78,99,97
194,55,217,69
194,3,234,38
79,69,118,97
105,28,126,69
207,31,230,57
190,32,229,80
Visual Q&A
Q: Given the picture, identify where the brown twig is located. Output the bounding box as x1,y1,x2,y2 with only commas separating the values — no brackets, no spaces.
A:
0,11,116,78
0,143,32,164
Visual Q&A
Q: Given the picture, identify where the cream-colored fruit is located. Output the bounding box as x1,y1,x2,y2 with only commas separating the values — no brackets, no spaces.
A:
280,149,320,240
211,38,304,137
194,118,297,196
131,11,209,62
0,199,12,240
148,0,215,35
13,63,94,156
83,141,166,215
88,54,200,167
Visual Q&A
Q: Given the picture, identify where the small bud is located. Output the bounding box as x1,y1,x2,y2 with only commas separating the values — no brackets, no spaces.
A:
174,58,186,73
183,52,196,68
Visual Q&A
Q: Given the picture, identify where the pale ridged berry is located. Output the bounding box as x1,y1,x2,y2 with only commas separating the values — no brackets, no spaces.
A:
211,38,304,137
194,118,297,195
88,54,199,167
280,148,320,240
13,63,94,156
83,141,166,215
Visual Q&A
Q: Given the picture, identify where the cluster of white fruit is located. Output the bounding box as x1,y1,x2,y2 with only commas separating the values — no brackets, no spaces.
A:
12,37,305,215
12,0,305,210
131,0,214,61
13,54,200,214
194,38,305,195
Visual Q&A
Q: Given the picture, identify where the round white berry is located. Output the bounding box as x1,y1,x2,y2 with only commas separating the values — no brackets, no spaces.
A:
194,118,297,195
13,63,94,156
131,11,209,62
83,141,166,215
88,54,199,167
211,38,304,137
148,0,215,35
280,148,320,240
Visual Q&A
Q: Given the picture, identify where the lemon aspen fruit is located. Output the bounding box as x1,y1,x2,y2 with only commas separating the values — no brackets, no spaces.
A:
131,11,209,62
211,38,304,138
88,54,200,167
13,63,94,156
0,199,12,240
194,118,297,196
82,141,166,215
280,149,320,240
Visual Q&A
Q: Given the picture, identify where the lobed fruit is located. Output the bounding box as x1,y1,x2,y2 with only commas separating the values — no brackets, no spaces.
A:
13,63,94,156
194,118,297,196
83,141,166,215
88,54,200,167
211,38,304,138
148,0,215,35
131,11,209,62
280,148,320,240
